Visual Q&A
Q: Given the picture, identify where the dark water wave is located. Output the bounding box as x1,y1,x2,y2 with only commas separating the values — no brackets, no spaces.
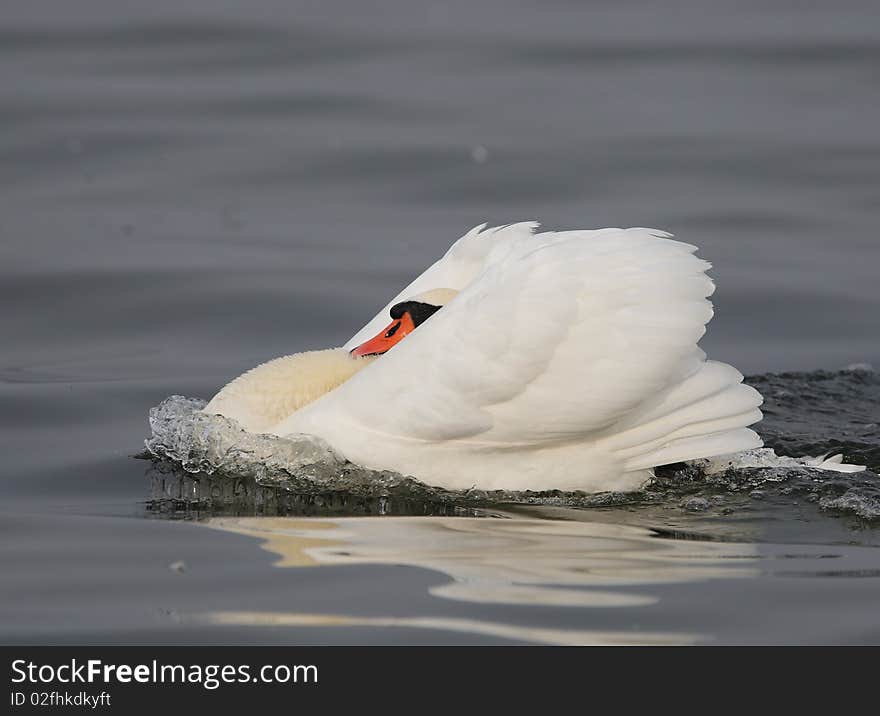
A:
143,368,880,524
747,368,880,472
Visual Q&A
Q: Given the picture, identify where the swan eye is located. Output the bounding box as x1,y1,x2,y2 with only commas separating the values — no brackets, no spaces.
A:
384,321,402,339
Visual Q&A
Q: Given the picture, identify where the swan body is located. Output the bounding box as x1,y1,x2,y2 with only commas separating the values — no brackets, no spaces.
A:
204,223,764,492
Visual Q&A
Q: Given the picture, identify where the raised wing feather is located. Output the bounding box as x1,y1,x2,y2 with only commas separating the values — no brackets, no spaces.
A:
343,222,539,350
297,226,718,447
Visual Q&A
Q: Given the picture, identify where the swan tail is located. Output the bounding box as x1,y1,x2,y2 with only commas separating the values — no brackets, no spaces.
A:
599,359,764,471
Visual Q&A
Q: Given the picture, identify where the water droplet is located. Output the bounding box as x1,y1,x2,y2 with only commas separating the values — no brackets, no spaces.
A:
470,145,489,164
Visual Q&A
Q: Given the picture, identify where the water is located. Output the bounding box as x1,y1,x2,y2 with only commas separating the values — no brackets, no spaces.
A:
2,1,880,644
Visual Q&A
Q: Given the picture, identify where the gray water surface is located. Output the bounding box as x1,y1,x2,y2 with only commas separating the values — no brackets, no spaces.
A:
2,1,880,644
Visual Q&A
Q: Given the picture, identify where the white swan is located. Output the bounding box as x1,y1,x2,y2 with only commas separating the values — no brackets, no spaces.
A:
203,222,765,492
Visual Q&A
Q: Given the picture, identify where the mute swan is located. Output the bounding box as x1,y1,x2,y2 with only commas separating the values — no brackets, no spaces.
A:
203,223,764,492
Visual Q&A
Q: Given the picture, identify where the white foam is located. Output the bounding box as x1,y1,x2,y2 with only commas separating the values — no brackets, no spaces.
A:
699,447,865,475
145,395,344,483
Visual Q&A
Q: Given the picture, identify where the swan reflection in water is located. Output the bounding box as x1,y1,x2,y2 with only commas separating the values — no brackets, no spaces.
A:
145,467,880,645
200,514,763,646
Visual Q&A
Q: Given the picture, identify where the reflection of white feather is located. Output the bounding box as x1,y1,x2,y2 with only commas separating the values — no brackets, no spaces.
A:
267,223,764,492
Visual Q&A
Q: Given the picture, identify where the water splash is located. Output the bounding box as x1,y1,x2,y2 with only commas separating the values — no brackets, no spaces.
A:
142,370,880,523
145,395,343,483
144,395,490,515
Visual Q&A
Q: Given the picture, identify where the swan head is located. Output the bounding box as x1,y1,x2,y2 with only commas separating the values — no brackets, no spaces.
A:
350,288,458,358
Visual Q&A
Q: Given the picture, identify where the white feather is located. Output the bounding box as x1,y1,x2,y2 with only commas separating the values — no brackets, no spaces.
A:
266,224,764,491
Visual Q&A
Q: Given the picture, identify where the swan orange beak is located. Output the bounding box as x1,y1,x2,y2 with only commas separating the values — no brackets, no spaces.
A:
350,312,416,357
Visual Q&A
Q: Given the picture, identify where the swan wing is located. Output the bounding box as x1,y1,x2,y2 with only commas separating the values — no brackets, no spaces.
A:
343,222,539,350
289,226,727,446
